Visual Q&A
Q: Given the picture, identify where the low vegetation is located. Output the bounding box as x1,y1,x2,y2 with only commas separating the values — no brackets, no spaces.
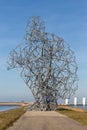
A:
57,108,87,126
0,107,26,130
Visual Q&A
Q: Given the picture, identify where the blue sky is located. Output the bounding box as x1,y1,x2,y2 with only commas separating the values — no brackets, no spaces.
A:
0,0,87,104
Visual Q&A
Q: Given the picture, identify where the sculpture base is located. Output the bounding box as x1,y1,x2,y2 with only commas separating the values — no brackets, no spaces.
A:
28,102,58,111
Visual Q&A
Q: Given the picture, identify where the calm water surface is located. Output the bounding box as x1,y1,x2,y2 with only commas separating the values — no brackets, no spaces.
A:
0,105,20,112
72,105,87,109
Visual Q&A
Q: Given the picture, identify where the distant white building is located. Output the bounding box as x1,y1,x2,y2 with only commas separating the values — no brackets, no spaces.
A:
74,97,77,106
65,98,69,105
82,97,86,106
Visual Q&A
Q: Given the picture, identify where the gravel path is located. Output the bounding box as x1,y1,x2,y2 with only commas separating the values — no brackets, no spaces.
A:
7,111,87,130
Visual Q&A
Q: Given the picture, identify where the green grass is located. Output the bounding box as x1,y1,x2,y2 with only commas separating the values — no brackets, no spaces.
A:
0,107,26,130
56,108,87,126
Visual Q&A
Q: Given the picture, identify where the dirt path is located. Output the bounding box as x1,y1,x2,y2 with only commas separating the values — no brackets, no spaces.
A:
7,111,87,130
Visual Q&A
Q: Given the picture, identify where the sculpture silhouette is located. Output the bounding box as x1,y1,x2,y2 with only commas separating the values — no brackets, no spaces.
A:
7,16,78,110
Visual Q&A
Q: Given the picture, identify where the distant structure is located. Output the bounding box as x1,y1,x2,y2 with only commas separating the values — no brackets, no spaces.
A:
65,99,69,105
64,97,86,106
82,97,86,106
74,97,77,106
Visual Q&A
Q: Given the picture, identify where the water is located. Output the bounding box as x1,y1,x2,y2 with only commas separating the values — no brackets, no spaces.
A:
71,105,87,110
0,105,20,112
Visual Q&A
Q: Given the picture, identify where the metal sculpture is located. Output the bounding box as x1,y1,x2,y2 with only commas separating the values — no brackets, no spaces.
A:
7,16,78,110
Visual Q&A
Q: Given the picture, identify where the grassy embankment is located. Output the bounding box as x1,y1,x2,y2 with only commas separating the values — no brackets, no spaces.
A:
57,108,87,126
0,107,26,130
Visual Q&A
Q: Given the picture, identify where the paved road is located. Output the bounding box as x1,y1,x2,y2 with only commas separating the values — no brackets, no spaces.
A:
7,111,87,130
